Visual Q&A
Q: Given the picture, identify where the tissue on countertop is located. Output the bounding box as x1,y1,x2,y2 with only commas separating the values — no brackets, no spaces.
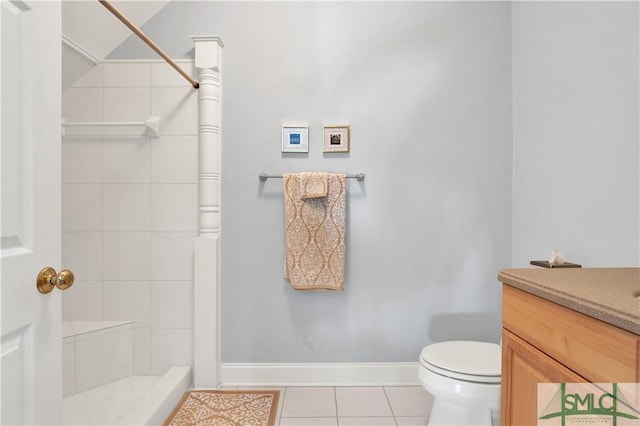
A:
548,250,566,265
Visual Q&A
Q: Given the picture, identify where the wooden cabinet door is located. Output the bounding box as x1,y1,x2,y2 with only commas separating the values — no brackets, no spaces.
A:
501,329,587,426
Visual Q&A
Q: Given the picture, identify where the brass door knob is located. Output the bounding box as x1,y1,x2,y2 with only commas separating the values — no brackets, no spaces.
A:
36,267,75,294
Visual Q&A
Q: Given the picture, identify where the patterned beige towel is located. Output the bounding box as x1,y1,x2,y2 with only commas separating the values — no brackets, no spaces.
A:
299,171,328,199
284,173,346,290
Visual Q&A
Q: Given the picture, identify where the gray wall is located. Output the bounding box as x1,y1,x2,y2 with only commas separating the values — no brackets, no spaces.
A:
111,1,512,363
511,2,639,268
107,1,640,363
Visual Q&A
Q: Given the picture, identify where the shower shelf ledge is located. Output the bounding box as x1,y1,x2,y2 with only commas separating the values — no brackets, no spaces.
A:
61,116,160,138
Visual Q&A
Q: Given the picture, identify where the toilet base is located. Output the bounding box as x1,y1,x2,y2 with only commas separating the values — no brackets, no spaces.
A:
428,398,493,426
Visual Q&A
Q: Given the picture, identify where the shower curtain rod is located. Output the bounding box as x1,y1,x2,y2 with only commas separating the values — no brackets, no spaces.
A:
99,0,199,89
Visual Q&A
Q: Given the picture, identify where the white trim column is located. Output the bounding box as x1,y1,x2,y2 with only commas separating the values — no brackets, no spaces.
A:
192,35,223,388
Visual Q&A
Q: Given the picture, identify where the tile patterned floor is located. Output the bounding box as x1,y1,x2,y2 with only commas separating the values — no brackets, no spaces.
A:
224,386,435,426
64,383,435,425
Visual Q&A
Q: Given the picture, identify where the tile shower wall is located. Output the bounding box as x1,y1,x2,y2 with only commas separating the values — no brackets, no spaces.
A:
61,61,198,375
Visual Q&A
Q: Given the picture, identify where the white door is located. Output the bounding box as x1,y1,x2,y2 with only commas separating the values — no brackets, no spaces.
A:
1,1,63,424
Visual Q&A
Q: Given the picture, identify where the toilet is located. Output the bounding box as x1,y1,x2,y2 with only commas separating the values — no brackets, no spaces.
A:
418,340,501,426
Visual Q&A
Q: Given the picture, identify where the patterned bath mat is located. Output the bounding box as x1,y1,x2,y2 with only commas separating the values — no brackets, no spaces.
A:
163,389,280,426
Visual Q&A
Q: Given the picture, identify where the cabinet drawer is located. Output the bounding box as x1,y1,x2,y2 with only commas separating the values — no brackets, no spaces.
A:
502,285,639,383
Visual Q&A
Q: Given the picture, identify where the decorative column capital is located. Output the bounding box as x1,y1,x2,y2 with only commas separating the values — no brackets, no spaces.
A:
191,35,223,70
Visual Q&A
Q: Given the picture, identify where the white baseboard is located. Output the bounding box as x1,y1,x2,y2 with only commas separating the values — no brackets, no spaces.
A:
220,362,421,387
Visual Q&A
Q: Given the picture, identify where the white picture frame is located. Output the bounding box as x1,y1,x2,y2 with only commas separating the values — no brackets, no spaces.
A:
282,125,309,153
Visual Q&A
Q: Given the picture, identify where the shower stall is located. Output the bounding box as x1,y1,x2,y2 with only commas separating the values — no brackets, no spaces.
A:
60,37,221,424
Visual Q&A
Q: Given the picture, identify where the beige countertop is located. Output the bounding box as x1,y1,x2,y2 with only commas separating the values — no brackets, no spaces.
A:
498,267,640,336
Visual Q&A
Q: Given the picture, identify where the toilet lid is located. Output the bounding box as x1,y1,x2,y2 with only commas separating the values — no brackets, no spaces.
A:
420,341,501,382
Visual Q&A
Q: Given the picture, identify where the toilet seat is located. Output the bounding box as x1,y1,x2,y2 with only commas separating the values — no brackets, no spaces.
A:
419,341,501,384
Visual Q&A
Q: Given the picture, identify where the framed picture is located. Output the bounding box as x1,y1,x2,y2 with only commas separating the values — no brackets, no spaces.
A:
282,125,309,153
323,125,350,153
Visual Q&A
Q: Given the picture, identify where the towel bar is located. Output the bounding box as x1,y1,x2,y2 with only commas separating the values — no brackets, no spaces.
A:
259,172,365,182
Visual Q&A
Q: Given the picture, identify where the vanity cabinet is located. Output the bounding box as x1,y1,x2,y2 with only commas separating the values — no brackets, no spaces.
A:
500,277,640,426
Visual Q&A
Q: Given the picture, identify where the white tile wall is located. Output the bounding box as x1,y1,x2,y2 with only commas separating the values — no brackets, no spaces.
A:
150,184,197,232
150,136,198,183
75,325,133,392
62,233,103,281
104,281,151,328
103,63,150,88
62,88,102,122
102,137,150,183
61,138,102,183
151,62,197,87
103,184,150,231
62,281,104,321
62,184,102,232
150,233,196,281
62,61,197,376
103,88,150,122
151,281,193,329
63,341,76,397
151,87,198,135
103,232,151,280
150,329,193,375
133,328,152,375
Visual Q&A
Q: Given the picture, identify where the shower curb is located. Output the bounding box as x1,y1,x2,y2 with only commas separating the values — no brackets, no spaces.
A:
118,366,192,425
